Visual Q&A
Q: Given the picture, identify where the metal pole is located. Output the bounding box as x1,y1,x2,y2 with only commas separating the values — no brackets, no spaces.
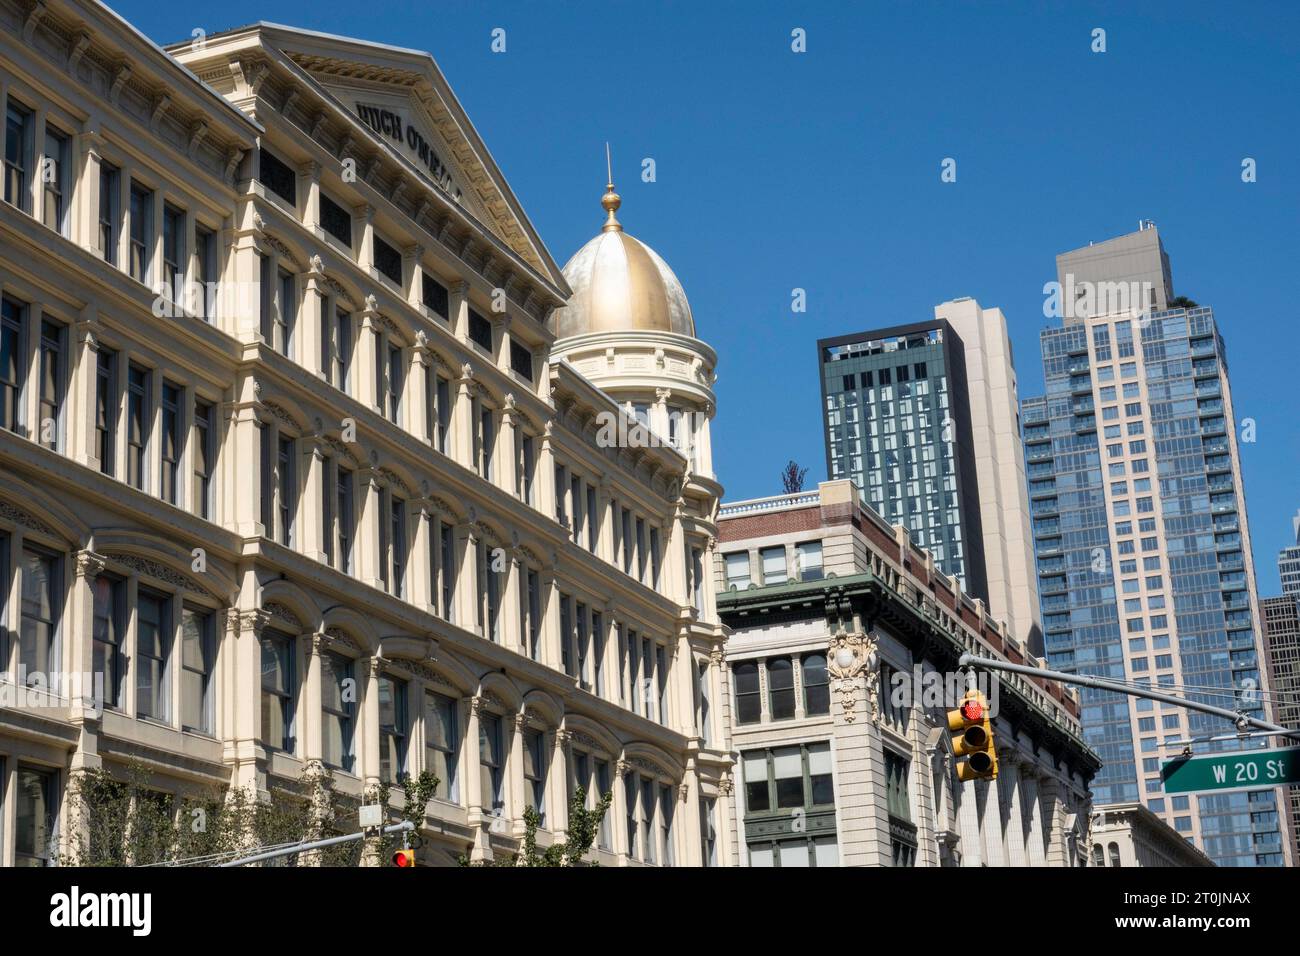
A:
956,653,1299,739
217,820,415,868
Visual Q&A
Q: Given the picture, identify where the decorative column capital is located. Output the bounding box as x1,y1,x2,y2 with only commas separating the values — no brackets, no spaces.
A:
74,549,107,580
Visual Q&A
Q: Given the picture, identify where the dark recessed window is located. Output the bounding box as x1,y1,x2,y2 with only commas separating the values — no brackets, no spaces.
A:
842,374,854,391
510,339,533,381
319,192,352,246
468,309,492,352
860,370,873,388
373,235,402,286
258,147,296,206
914,362,927,378
423,272,449,320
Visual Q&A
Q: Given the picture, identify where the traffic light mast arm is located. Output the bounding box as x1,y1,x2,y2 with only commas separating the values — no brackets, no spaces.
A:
216,820,416,868
956,653,1300,740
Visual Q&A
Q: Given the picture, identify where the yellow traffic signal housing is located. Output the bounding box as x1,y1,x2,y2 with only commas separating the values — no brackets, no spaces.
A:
947,691,998,781
391,848,415,867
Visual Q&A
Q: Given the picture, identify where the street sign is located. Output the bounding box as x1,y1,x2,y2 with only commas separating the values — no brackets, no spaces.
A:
1160,746,1300,794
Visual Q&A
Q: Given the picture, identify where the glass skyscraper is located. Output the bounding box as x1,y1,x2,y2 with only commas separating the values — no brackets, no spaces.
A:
819,321,985,598
1024,248,1288,866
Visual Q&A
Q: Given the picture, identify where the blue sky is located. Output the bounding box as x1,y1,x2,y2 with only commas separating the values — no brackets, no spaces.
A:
116,0,1300,592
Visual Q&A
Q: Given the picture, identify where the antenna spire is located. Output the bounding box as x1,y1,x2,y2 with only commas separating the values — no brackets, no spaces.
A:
601,142,622,233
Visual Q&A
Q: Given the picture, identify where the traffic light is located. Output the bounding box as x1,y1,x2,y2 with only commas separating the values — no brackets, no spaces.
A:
391,848,415,867
947,690,998,781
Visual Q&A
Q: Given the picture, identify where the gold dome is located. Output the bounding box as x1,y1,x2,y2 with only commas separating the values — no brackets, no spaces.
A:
553,185,696,339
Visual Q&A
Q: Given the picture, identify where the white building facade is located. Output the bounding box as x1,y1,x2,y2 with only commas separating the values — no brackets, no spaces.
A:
0,1,732,867
716,480,1099,866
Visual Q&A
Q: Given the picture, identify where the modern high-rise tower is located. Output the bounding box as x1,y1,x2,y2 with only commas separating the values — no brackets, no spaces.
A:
1279,510,1300,597
1023,226,1290,867
818,299,1042,654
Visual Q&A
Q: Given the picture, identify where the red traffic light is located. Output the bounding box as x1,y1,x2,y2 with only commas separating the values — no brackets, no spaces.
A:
391,848,415,867
959,697,984,721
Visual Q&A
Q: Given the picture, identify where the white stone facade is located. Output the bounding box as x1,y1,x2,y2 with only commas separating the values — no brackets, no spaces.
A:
0,2,732,867
717,480,1098,866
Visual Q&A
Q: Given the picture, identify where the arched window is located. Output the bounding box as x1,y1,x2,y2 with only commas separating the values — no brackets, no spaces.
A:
1092,843,1105,867
1107,841,1121,868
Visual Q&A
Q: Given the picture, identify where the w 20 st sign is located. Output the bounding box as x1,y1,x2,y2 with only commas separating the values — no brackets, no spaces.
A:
1160,746,1300,794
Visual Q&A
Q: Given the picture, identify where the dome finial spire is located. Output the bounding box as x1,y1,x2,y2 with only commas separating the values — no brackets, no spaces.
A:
601,142,622,233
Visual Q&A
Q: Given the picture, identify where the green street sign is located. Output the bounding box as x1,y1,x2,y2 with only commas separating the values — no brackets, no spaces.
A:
1160,746,1300,794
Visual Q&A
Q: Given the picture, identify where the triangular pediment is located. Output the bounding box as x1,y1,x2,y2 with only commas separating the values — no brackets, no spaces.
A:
194,23,566,290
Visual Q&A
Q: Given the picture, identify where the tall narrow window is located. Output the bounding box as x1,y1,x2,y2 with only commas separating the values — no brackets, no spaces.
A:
260,630,295,752
335,309,352,394
478,404,495,480
14,766,55,867
193,399,214,519
258,254,272,342
319,192,352,246
42,127,69,234
439,521,455,621
4,102,31,212
576,601,590,689
390,496,407,597
378,676,408,784
525,568,541,660
321,651,356,773
277,268,296,357
656,643,668,725
734,661,761,724
128,182,152,283
336,467,354,573
468,308,492,352
387,344,402,424
2,296,25,433
194,225,216,319
20,547,60,680
650,528,661,587
127,364,150,490
38,320,64,451
136,589,171,722
424,691,459,802
571,476,583,544
277,435,295,546
162,204,184,301
621,508,633,573
99,162,120,265
592,610,604,698
92,575,125,709
768,657,795,720
95,349,116,475
518,433,535,504
802,652,830,716
160,382,181,504
554,465,568,525
422,272,449,320
435,375,451,454
180,606,215,734
659,784,675,866
586,487,598,552
258,147,296,206
697,659,712,745
479,713,505,815
560,595,573,676
524,728,547,824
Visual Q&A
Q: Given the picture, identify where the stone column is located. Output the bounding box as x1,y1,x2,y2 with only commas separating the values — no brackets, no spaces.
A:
361,656,382,792
681,760,704,866
229,381,264,538
301,632,325,766
500,553,522,654
357,305,383,416
1024,770,1048,866
68,306,100,470
465,696,489,862
453,367,476,471
456,527,480,638
355,468,384,590
300,438,328,563
549,728,571,843
827,631,892,866
1040,775,1066,867
300,161,320,231
498,400,518,498
302,274,326,380
540,569,563,672
612,759,631,866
